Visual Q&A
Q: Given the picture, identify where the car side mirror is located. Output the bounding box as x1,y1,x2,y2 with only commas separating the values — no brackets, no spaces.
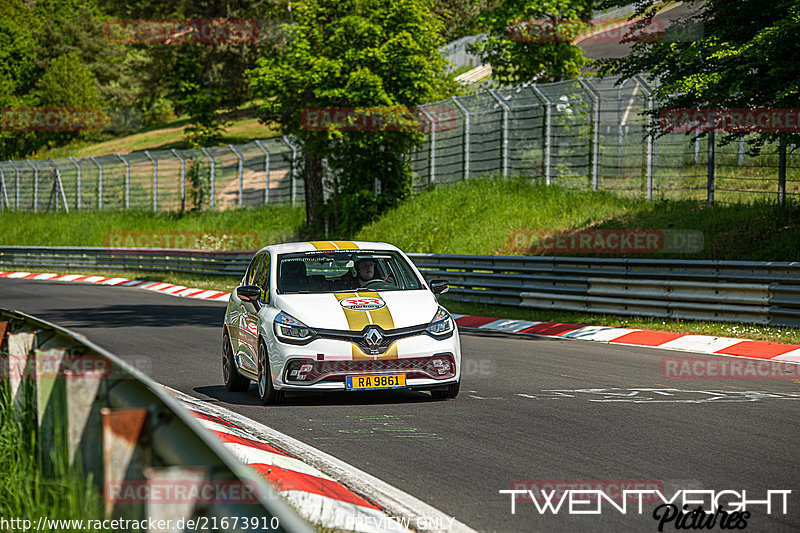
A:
429,279,449,299
236,285,262,310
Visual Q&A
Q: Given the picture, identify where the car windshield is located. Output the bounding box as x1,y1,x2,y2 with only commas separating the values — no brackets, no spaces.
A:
277,250,424,294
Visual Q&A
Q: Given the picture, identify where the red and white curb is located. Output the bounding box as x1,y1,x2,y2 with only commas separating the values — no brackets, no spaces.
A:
169,389,472,533
0,271,230,302
452,315,800,363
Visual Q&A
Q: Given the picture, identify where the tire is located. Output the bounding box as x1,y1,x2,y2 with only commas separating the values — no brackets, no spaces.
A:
257,341,283,404
431,381,460,400
223,333,250,392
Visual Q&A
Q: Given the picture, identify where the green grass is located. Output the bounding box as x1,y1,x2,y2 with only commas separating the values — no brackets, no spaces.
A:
0,205,305,248
357,177,800,261
441,297,800,344
0,383,104,530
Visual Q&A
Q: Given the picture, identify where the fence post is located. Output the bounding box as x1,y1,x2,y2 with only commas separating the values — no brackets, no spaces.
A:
116,154,130,209
282,136,299,207
531,85,552,185
228,144,244,208
46,158,68,213
695,134,701,165
200,148,216,209
738,136,744,167
26,160,39,212
778,136,786,204
579,79,600,191
69,157,82,210
254,140,271,205
489,90,510,179
8,160,21,209
90,156,103,210
707,130,715,205
143,151,157,212
635,76,655,201
0,168,9,210
417,108,436,185
451,96,470,181
170,150,186,212
617,80,626,169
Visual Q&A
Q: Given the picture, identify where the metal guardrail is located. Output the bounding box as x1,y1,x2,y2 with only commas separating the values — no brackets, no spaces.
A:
0,308,313,532
1,247,799,326
0,246,252,277
409,254,800,327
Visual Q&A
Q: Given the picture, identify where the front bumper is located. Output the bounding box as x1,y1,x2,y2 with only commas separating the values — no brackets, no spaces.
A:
268,330,461,391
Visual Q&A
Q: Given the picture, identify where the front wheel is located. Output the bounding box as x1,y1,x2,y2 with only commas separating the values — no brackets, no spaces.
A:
223,333,250,392
257,341,283,404
431,381,460,400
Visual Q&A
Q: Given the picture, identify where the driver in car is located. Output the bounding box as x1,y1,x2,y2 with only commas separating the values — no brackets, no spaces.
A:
354,258,377,286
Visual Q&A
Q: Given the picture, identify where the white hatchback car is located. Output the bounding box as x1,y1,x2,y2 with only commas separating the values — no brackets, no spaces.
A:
222,241,461,403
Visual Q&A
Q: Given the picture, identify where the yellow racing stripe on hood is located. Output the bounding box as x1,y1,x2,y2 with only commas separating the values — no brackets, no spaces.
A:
334,291,397,360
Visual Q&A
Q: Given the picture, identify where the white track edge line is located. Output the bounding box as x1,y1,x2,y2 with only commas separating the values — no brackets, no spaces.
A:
166,387,477,533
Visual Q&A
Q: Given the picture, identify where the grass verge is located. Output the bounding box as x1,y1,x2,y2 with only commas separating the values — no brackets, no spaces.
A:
0,382,104,529
356,177,800,261
0,205,304,249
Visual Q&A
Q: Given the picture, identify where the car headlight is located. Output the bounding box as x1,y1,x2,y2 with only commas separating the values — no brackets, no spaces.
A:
427,306,454,336
274,311,314,341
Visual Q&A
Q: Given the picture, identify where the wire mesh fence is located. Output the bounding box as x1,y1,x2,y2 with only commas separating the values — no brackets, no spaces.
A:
411,75,799,203
1,76,796,212
0,136,301,212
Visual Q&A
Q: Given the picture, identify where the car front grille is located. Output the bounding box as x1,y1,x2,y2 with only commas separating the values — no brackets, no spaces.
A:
283,354,456,384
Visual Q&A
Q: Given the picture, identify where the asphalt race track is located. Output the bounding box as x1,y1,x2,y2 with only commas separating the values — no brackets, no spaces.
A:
2,278,798,533
579,3,701,60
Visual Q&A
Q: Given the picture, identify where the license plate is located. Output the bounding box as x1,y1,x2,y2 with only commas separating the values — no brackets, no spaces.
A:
346,374,406,391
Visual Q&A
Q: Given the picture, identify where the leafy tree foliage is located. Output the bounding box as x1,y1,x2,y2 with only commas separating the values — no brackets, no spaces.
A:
249,0,453,234
98,0,285,146
598,0,800,148
433,0,489,41
473,0,594,84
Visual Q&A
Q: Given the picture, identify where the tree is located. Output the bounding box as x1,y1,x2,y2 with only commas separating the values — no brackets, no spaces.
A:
0,0,39,159
433,0,489,41
598,0,800,149
249,0,453,234
98,0,284,145
472,0,594,84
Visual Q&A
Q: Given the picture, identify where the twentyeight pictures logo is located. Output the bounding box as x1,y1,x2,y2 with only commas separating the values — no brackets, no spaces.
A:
501,482,791,531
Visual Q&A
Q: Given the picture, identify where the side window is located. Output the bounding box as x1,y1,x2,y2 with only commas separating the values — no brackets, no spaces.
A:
255,253,271,302
245,255,264,286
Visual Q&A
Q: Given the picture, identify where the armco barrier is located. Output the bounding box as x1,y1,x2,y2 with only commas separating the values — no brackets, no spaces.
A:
1,247,799,326
0,308,313,532
410,254,800,326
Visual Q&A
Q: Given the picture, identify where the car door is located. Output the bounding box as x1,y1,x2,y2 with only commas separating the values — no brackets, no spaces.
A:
240,252,270,374
231,253,263,365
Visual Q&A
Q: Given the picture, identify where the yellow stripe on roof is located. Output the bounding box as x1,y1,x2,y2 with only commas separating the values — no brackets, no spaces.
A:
308,241,360,251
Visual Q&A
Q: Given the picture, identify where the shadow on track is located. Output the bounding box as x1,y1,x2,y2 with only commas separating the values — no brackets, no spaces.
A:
194,385,439,407
27,303,225,329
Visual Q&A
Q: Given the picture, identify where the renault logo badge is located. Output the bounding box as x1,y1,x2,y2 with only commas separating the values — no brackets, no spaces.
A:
364,328,383,349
